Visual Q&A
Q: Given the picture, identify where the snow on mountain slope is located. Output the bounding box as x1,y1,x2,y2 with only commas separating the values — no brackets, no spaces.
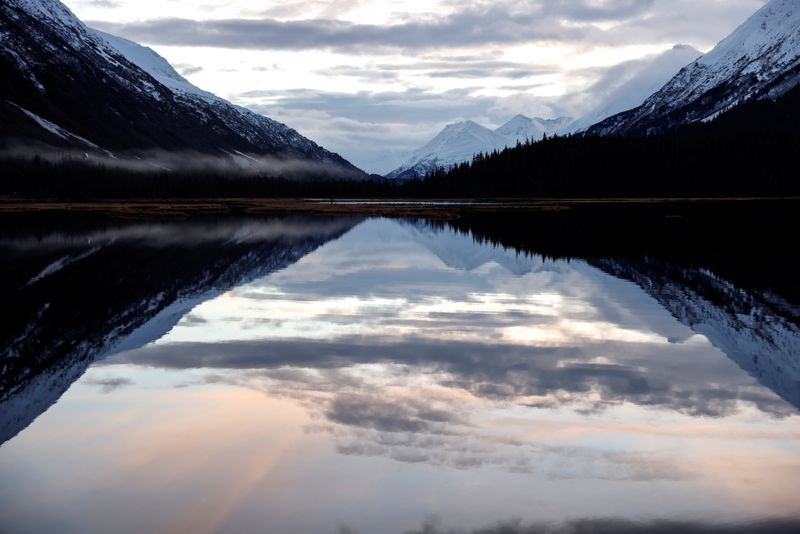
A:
570,45,703,133
585,0,800,136
495,114,547,141
93,30,215,101
386,115,571,180
91,28,356,169
495,115,573,141
386,120,510,180
0,0,363,175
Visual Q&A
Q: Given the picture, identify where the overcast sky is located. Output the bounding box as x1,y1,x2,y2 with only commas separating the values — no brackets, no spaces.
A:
63,0,767,173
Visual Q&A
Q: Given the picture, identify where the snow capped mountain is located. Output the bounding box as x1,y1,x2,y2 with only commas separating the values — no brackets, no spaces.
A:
386,121,509,180
586,0,800,136
386,115,571,180
495,114,573,142
0,0,363,176
570,44,703,133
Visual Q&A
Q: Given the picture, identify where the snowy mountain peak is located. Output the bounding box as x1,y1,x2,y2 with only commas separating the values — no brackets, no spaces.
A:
495,115,540,140
585,0,800,135
502,114,533,128
385,120,510,179
442,120,486,134
386,114,572,180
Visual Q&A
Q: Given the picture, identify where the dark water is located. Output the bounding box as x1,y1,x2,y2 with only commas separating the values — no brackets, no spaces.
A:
0,206,799,534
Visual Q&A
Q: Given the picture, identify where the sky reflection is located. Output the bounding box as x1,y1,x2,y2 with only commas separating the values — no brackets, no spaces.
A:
1,218,799,534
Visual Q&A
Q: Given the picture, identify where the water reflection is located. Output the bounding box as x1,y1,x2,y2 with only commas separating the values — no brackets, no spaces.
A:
0,212,799,534
0,215,360,442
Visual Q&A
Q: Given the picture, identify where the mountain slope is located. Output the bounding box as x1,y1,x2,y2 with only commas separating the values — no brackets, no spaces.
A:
386,120,510,180
386,115,570,180
586,0,800,136
570,45,702,133
0,0,362,176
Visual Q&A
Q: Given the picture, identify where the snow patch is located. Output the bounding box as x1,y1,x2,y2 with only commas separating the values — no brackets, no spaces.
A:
7,101,99,148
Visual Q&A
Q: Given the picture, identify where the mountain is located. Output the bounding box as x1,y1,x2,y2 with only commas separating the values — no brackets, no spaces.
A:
495,114,572,141
385,121,509,180
585,0,800,136
570,44,703,133
0,0,363,177
386,115,571,180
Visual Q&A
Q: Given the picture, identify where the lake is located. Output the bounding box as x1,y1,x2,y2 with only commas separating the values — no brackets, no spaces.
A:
1,205,799,534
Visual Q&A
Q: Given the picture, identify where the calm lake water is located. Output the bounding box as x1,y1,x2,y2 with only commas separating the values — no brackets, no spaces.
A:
1,208,799,534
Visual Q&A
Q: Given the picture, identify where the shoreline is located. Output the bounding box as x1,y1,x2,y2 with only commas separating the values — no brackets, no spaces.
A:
1,197,798,219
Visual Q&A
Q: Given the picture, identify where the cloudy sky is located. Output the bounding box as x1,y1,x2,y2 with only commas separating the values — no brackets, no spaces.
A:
63,0,767,173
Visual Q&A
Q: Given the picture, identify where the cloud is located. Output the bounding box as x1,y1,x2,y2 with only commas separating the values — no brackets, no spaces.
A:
0,146,364,179
86,1,764,53
325,393,465,433
103,336,795,419
88,9,587,53
83,376,133,393
79,0,121,7
173,63,203,76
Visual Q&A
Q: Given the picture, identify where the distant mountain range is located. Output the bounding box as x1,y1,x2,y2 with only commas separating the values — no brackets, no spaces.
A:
386,115,572,180
0,0,364,177
387,44,703,180
586,0,800,136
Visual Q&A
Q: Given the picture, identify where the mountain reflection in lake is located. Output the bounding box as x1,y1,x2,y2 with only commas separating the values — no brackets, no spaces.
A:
0,208,799,534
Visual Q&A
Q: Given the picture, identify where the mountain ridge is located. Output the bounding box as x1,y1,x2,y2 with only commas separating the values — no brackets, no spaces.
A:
386,114,571,180
0,0,364,177
570,44,703,133
585,0,800,136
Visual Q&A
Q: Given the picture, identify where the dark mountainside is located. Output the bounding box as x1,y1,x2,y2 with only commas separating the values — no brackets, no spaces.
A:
0,0,363,178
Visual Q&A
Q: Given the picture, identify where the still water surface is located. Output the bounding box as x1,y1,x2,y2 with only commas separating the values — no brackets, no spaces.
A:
0,214,798,533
